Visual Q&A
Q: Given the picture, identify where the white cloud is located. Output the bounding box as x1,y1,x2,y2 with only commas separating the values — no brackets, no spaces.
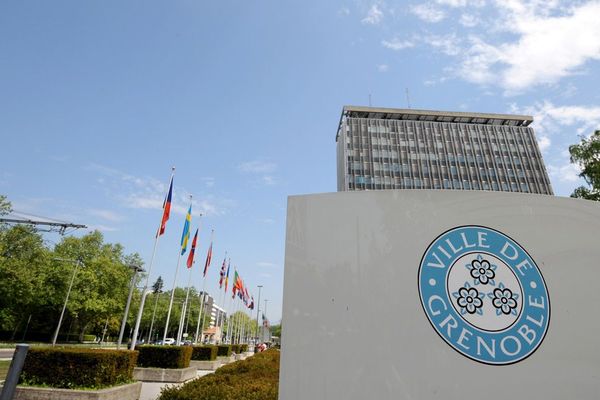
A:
410,3,446,23
515,101,600,137
377,64,389,72
460,1,600,91
436,0,486,7
381,37,415,50
459,13,479,27
548,163,581,183
201,177,215,188
89,163,228,217
423,34,462,56
87,224,119,232
262,176,276,185
88,209,123,222
362,4,384,25
537,136,551,153
257,262,277,268
338,7,350,16
238,161,276,174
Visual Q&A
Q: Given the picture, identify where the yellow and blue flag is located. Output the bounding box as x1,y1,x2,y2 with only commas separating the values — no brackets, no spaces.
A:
180,205,192,255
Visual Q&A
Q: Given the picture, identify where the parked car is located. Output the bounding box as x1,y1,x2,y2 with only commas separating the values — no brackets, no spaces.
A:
158,338,175,345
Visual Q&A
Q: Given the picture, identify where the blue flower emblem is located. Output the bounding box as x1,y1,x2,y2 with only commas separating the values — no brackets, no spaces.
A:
488,283,519,316
453,283,484,315
466,255,496,285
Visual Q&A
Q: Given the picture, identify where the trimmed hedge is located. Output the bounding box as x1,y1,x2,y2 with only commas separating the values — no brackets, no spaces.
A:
216,345,231,357
159,349,279,400
191,346,217,361
19,347,137,389
230,344,241,354
137,346,192,369
240,344,248,353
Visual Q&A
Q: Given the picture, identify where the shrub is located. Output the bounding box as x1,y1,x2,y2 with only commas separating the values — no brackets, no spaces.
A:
191,346,217,361
240,344,248,353
19,347,137,389
137,346,192,369
216,345,231,357
159,349,279,400
230,344,241,354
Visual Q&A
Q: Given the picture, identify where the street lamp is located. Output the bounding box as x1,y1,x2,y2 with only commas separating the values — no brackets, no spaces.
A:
255,285,263,344
51,258,85,346
147,289,163,344
130,289,153,350
117,264,145,349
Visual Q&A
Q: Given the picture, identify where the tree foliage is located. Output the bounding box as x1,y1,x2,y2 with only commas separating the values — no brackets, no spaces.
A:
0,195,11,216
569,130,600,201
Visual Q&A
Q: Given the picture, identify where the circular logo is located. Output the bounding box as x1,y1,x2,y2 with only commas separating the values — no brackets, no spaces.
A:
418,226,550,365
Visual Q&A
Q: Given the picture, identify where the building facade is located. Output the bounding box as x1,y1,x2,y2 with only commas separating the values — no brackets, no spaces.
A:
199,292,226,328
336,106,553,194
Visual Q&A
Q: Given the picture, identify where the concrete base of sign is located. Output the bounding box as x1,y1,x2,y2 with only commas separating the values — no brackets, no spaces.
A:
189,360,222,370
2,382,142,400
133,367,196,383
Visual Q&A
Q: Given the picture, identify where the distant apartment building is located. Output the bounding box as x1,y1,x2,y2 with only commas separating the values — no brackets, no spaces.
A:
199,292,226,328
336,106,553,195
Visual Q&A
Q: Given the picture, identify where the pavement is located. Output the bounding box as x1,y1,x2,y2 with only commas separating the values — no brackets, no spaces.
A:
140,370,214,400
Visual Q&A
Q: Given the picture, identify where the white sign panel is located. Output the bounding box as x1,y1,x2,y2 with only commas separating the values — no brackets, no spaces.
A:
281,190,600,400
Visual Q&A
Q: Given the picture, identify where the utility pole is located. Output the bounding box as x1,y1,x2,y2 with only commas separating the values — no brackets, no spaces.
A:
52,258,84,346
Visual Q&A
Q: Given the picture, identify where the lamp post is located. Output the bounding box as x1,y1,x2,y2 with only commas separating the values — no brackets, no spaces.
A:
117,264,144,349
255,285,263,344
147,289,163,344
130,289,153,350
51,258,84,346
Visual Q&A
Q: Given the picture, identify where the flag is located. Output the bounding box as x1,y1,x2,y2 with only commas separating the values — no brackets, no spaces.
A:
224,259,230,293
232,270,240,298
249,296,254,310
157,176,173,237
186,229,198,268
218,257,227,288
180,205,192,255
203,241,213,277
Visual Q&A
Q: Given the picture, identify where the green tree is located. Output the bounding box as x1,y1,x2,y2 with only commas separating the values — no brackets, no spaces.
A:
0,195,11,216
0,225,50,335
569,130,600,201
51,231,138,341
270,323,281,338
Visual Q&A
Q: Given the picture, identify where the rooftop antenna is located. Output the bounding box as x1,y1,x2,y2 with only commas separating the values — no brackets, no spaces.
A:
405,88,411,109
369,93,372,107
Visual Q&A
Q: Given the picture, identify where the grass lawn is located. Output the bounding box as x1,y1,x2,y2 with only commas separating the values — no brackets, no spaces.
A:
0,360,11,381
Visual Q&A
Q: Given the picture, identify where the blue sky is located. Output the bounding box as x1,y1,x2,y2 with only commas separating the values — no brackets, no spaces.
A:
2,0,600,323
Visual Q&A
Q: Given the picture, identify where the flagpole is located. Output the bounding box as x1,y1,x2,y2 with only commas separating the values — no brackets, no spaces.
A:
224,287,232,343
227,296,236,344
176,266,194,345
129,167,174,350
163,195,193,343
163,252,183,342
194,278,207,344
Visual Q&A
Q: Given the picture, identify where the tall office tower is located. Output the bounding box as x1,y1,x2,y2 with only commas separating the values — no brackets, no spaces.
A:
336,106,553,194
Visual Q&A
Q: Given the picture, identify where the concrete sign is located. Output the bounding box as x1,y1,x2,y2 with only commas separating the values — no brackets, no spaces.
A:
281,190,600,400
